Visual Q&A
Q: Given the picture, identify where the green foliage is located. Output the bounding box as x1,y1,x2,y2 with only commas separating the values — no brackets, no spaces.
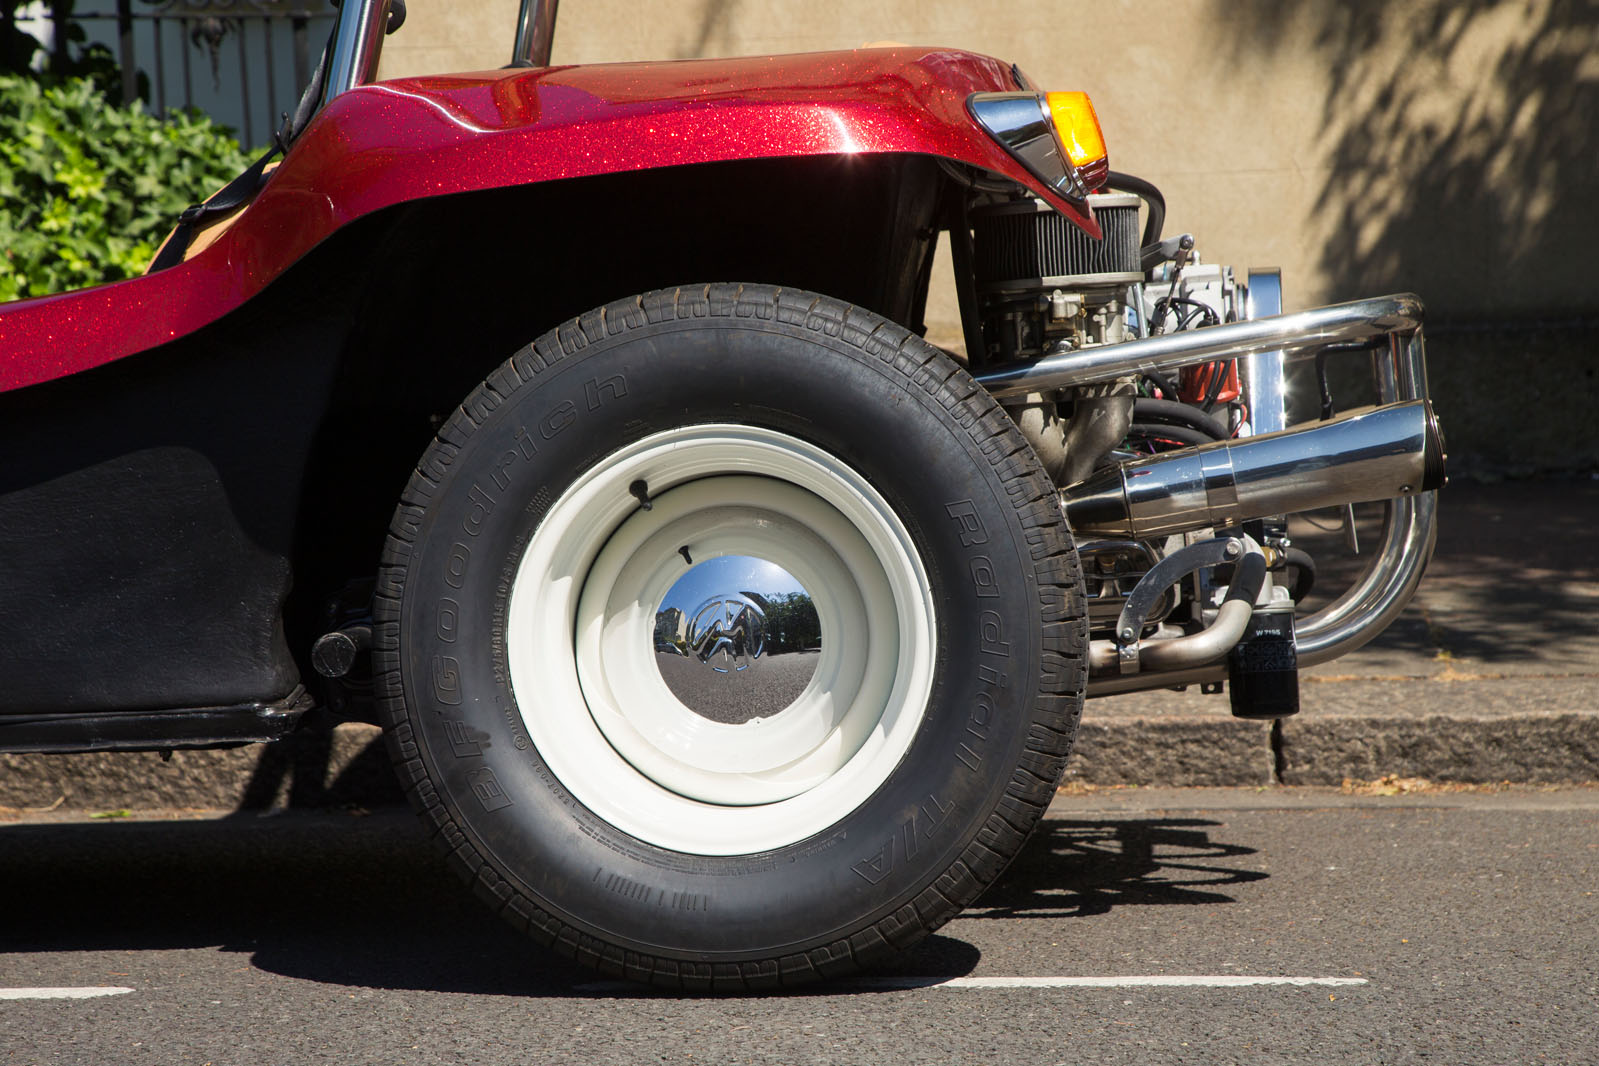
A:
761,592,821,655
2,1,133,99
0,73,253,300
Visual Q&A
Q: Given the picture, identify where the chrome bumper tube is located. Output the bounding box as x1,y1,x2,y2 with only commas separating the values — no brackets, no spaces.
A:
1017,296,1441,696
974,293,1423,399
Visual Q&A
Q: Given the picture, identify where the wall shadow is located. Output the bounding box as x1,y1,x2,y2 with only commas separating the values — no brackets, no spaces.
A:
676,0,741,59
1210,2,1599,473
1211,0,1599,317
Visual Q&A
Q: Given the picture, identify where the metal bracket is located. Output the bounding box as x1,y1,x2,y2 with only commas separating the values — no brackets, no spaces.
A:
1114,536,1242,674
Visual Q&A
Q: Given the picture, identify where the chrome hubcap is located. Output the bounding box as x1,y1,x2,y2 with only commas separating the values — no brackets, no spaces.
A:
656,555,821,725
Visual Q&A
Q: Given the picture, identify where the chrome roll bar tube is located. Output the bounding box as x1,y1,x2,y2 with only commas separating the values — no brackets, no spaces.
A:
1243,269,1287,435
513,0,561,67
325,0,395,100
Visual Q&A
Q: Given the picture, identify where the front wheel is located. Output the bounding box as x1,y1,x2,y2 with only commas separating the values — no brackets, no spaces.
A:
374,284,1086,988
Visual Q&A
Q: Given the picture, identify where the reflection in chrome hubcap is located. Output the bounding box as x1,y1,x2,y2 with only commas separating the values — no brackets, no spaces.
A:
655,555,822,724
686,594,766,672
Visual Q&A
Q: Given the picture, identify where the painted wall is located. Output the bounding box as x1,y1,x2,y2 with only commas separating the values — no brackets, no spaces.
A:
379,1,1599,473
381,1,1598,315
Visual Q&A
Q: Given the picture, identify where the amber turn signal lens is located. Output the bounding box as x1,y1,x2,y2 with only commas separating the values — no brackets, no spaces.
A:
1045,91,1107,170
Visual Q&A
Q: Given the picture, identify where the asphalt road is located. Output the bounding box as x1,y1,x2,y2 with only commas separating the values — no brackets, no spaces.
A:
654,651,818,723
2,789,1595,1065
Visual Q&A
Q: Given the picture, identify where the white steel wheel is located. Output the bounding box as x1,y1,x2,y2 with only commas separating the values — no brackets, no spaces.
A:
375,284,1087,990
508,425,936,853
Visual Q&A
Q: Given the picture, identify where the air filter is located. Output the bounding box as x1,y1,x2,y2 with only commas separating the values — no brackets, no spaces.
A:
972,192,1141,293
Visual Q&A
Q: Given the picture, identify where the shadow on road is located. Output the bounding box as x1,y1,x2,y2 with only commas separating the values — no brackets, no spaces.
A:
0,810,1267,994
966,817,1269,919
0,813,593,996
0,812,982,996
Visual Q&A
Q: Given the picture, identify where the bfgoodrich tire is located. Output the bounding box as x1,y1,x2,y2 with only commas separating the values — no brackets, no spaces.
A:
374,284,1086,989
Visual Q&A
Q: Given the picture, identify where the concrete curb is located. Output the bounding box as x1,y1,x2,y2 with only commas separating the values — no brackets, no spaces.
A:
4,689,1596,811
1061,709,1599,789
0,724,402,812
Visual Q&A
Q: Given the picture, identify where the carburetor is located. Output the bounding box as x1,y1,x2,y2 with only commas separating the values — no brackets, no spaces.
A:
970,191,1144,362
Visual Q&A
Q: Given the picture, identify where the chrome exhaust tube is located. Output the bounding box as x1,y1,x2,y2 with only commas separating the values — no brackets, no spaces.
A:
1063,399,1445,539
1063,313,1441,698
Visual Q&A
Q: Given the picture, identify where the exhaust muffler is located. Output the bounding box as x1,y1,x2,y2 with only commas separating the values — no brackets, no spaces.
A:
1063,399,1445,538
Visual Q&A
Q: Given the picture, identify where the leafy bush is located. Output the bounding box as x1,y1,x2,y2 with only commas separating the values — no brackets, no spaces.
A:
0,74,254,300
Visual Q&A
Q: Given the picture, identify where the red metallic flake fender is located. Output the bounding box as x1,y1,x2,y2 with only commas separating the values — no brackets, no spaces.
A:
0,47,1098,394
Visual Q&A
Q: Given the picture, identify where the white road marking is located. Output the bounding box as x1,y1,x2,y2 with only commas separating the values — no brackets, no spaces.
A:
0,987,135,1001
574,975,1369,993
859,976,1370,990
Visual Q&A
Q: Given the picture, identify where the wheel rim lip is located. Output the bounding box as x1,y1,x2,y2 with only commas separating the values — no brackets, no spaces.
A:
504,425,936,856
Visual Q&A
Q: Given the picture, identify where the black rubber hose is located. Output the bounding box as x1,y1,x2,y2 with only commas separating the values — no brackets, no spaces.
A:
1280,546,1317,601
1106,170,1166,249
1128,423,1213,449
1143,370,1182,401
1132,398,1229,440
1222,550,1269,607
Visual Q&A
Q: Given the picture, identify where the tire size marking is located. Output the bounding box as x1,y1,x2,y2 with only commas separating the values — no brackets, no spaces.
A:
495,693,532,750
850,793,956,885
593,869,707,912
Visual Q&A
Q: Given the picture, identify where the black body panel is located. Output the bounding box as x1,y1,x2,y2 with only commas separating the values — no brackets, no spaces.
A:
0,272,352,717
0,155,948,736
0,688,313,753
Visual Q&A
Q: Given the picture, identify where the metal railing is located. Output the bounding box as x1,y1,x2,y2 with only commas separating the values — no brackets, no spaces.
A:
37,0,336,149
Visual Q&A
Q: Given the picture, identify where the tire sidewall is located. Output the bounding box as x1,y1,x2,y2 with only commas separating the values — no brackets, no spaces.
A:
397,308,1051,960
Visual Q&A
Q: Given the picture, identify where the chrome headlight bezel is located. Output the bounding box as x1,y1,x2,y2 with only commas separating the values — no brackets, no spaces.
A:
967,90,1109,205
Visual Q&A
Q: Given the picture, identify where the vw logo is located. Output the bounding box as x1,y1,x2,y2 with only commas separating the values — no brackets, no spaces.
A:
686,594,767,673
